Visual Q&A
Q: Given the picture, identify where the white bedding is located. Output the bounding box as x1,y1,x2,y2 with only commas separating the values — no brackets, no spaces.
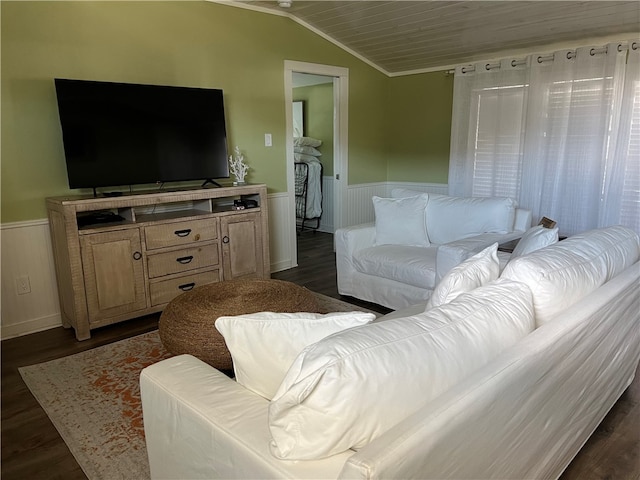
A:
295,157,322,219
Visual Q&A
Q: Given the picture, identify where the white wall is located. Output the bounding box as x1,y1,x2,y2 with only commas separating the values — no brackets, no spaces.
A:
0,183,446,339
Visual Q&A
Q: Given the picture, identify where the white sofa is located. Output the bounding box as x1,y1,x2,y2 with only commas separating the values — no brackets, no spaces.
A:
141,225,640,480
336,190,532,310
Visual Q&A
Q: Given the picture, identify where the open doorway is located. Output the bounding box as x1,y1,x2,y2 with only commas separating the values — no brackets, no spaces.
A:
284,61,349,268
292,72,334,234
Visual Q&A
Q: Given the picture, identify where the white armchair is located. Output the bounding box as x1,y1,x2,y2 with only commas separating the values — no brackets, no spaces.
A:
336,192,531,310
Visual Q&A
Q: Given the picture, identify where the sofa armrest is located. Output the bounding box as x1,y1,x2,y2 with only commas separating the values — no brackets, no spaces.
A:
436,231,525,282
335,223,376,255
141,355,350,479
335,223,375,295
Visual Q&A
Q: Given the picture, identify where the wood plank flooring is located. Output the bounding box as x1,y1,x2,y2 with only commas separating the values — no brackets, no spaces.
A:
1,230,638,479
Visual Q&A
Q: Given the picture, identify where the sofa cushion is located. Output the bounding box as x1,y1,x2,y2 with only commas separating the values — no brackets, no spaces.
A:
215,312,375,399
501,225,640,326
268,279,535,460
510,225,559,260
353,244,437,289
426,196,517,245
373,195,430,247
427,243,499,309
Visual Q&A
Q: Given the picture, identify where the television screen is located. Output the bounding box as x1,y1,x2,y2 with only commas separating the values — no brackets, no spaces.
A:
54,79,230,190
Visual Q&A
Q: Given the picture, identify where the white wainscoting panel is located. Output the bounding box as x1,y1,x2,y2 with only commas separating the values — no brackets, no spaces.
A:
1,220,62,339
346,182,388,226
268,192,296,273
319,176,334,233
385,182,449,196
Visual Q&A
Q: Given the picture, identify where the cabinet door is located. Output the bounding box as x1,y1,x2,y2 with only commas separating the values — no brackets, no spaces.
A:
80,229,147,322
220,212,264,280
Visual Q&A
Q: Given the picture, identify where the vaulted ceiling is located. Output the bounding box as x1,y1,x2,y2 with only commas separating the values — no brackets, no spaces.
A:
233,1,640,75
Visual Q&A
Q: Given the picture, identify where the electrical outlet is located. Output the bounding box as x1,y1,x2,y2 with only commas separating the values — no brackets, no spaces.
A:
264,133,272,147
16,275,31,295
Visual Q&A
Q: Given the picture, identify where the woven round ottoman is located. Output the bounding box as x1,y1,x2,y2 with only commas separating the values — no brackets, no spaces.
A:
158,278,320,370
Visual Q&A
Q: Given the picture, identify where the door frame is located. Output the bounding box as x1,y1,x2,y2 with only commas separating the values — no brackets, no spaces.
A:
284,60,349,267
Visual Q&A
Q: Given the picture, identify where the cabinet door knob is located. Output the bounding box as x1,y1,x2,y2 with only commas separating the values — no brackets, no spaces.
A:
174,229,192,237
132,251,142,260
178,282,195,291
176,255,194,264
222,236,230,244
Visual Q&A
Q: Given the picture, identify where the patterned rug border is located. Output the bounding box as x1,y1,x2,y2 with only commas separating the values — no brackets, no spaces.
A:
19,292,380,480
19,330,169,480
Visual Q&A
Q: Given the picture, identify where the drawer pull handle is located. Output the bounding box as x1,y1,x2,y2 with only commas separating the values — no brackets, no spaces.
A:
132,251,142,261
178,282,196,291
176,255,194,264
222,236,230,244
174,229,192,237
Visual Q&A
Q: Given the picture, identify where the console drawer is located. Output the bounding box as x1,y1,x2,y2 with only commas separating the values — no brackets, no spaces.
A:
147,243,219,279
145,218,218,250
150,269,220,306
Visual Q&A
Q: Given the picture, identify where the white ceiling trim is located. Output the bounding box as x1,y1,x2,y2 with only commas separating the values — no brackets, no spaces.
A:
211,1,638,78
212,0,290,17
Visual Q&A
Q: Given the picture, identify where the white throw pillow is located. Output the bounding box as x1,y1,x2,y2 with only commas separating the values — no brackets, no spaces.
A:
426,243,499,309
214,311,375,399
294,136,322,147
268,279,534,460
501,225,639,326
373,195,430,247
294,145,322,156
509,225,559,259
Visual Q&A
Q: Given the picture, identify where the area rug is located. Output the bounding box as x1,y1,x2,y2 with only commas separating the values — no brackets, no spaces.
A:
19,292,379,480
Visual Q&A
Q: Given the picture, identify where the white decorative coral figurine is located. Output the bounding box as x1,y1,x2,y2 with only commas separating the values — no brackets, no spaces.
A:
229,146,249,185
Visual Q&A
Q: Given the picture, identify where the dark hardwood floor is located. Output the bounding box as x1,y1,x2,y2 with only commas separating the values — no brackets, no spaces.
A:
1,230,638,479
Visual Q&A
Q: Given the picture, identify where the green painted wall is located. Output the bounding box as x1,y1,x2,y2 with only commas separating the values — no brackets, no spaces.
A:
386,72,454,183
293,83,334,176
1,1,453,223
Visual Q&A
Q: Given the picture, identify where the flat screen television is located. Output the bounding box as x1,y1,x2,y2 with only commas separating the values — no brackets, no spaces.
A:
54,79,230,192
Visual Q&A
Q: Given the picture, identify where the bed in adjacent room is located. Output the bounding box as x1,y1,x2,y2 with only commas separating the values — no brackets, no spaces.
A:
294,136,323,232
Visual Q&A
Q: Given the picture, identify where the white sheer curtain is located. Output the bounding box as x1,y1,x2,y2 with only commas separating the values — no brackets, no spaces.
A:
449,59,528,199
449,41,640,236
601,45,640,233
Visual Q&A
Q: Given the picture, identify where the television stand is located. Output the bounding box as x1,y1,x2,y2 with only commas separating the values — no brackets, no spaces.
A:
202,178,223,188
46,184,270,341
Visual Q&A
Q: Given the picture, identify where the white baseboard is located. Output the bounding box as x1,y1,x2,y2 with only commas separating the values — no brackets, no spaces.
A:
270,259,295,273
1,313,63,340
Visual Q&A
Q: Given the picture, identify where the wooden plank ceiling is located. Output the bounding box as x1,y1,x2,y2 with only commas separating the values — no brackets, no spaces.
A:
236,1,640,74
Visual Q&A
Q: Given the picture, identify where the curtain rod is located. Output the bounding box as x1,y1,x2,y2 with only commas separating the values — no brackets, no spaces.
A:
449,41,634,75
